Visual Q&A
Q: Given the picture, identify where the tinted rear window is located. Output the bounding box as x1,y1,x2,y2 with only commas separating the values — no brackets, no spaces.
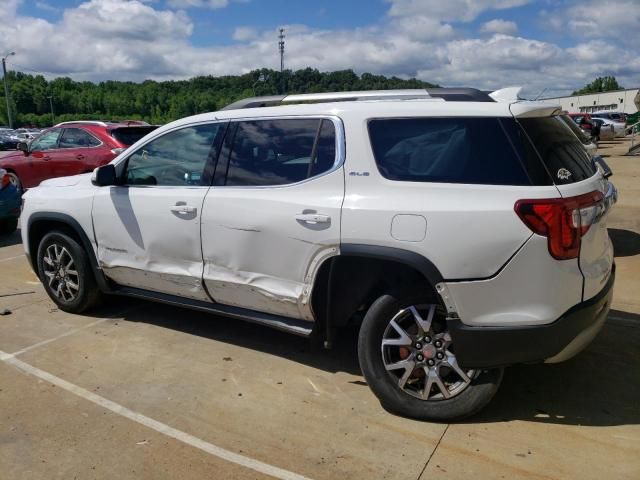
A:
110,126,158,146
518,117,596,184
368,117,551,186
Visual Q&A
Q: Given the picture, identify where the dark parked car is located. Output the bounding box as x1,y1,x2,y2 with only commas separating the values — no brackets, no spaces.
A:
0,121,157,191
0,132,19,151
0,168,21,234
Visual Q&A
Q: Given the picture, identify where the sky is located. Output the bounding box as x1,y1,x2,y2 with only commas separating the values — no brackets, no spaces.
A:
1,0,639,97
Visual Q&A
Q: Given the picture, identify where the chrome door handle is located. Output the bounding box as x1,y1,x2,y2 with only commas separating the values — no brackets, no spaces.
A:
170,205,197,214
295,213,330,224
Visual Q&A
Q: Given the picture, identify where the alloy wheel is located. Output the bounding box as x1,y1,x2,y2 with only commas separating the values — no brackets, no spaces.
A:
381,304,476,401
42,243,80,302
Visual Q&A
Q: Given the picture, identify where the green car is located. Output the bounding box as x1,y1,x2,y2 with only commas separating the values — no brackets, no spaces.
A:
0,168,21,234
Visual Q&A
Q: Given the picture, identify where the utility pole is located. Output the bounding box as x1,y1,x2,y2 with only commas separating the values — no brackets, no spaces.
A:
48,95,55,125
2,52,15,129
278,28,285,94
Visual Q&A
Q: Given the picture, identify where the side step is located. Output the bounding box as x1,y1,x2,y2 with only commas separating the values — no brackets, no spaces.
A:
114,286,314,337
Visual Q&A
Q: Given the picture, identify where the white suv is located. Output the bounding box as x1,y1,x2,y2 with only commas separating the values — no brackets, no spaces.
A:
20,88,617,421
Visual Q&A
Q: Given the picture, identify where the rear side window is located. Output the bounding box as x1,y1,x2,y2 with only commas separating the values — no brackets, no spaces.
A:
518,117,596,184
110,126,159,146
59,128,101,148
368,117,547,186
224,118,336,187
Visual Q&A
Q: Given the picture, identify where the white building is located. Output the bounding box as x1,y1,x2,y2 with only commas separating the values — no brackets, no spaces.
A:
541,88,640,114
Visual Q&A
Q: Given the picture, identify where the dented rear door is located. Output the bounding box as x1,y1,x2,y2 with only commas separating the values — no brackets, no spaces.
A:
200,117,345,321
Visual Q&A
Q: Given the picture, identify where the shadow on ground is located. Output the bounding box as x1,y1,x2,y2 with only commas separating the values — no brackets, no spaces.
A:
608,228,640,257
472,309,640,427
90,297,640,428
0,227,21,248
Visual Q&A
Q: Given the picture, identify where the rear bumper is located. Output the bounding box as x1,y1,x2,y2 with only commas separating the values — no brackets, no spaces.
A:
448,264,615,369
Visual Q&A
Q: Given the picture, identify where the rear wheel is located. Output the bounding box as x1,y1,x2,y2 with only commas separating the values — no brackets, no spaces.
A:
358,293,503,421
37,231,101,313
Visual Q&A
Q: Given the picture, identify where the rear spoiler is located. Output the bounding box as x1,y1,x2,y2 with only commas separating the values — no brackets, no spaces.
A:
489,86,562,118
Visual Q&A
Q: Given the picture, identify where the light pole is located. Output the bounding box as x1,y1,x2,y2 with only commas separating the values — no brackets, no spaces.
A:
2,51,15,129
48,95,54,124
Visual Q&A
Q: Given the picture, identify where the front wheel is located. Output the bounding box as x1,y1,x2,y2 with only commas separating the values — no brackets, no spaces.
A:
358,294,503,421
37,231,101,313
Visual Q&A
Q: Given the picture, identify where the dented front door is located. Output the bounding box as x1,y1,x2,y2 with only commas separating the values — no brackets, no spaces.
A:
92,122,226,300
200,117,345,321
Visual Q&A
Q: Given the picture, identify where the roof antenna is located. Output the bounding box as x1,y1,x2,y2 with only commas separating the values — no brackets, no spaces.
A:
533,87,548,101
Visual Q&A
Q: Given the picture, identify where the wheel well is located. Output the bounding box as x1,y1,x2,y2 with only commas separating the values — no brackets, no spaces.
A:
311,254,440,333
27,219,84,272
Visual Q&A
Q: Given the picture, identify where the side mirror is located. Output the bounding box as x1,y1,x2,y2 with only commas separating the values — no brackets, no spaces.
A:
17,142,29,154
592,155,612,179
91,164,117,186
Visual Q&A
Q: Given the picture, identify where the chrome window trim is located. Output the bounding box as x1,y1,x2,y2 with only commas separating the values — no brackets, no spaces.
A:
218,114,345,190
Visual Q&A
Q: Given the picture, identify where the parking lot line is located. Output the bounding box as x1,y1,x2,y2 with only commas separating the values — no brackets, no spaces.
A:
0,350,313,480
7,317,111,358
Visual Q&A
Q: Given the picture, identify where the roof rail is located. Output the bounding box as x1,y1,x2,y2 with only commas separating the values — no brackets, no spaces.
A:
221,89,434,110
54,120,110,127
425,88,495,102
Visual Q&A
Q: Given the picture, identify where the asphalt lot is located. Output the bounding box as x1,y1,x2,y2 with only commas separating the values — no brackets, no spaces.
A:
1,139,639,479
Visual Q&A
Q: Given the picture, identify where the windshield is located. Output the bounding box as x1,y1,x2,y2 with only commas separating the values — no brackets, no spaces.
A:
110,126,159,146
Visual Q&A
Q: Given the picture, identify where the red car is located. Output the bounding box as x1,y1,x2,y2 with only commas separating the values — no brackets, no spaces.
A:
0,121,157,191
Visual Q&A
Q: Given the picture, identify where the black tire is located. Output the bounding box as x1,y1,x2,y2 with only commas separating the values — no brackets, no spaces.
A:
37,231,101,313
358,293,503,421
7,172,22,193
0,217,18,234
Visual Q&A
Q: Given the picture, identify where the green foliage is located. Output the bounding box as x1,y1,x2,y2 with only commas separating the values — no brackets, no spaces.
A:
0,69,437,127
572,76,623,96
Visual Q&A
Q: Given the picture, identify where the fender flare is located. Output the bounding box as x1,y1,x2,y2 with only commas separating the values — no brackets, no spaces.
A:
339,243,445,287
26,212,112,292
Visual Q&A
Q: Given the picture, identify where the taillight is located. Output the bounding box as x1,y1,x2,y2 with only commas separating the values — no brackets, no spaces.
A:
515,191,604,260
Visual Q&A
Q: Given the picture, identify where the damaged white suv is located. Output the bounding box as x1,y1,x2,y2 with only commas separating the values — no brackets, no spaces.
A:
21,88,617,420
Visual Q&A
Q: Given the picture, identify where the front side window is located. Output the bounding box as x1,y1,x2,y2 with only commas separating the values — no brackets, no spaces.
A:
59,128,101,148
225,118,336,187
31,129,61,151
124,123,223,186
368,117,542,186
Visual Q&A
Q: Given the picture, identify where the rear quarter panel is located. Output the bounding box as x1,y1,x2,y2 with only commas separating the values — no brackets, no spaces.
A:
339,111,562,280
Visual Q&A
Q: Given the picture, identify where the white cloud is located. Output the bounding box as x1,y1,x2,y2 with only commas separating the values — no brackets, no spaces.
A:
565,0,640,36
232,26,258,41
167,0,229,9
480,19,517,35
387,0,530,22
35,1,59,13
0,0,638,99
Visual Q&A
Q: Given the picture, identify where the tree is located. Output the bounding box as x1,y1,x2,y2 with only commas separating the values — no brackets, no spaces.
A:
7,69,438,127
572,76,623,95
